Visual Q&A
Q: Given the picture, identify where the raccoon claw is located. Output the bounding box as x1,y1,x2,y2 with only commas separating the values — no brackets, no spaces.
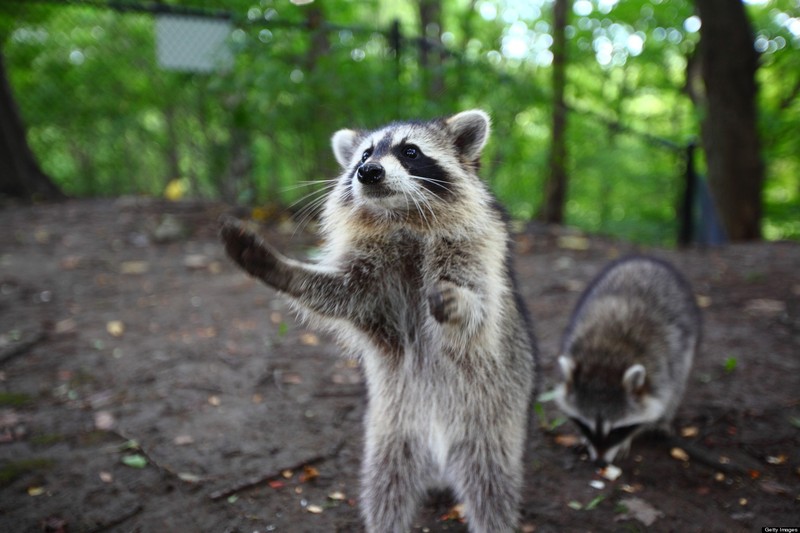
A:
428,282,458,323
219,216,279,280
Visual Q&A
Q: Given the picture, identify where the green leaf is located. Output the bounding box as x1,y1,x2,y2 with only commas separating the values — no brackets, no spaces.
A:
723,357,738,373
121,454,148,469
278,322,289,337
585,495,605,510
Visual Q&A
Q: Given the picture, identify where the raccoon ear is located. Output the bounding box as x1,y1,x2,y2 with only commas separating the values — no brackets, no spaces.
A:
622,364,647,394
331,129,360,168
445,109,491,162
558,355,576,384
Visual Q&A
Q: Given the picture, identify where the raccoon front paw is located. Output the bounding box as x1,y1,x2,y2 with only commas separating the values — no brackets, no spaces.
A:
428,281,459,324
219,216,280,281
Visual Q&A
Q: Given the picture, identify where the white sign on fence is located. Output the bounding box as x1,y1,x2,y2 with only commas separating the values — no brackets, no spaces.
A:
155,14,233,73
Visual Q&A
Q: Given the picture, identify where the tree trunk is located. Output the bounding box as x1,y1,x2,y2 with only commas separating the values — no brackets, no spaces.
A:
0,50,64,202
695,0,763,240
418,0,445,100
539,0,568,224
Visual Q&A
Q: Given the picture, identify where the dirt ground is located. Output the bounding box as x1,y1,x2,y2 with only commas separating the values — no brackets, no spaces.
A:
0,198,797,533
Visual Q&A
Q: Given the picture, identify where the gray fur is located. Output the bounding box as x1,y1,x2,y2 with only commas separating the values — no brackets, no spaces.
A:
220,110,537,533
554,255,700,465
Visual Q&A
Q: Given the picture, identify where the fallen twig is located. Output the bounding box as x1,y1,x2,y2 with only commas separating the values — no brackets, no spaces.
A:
0,328,46,365
208,439,346,502
663,434,755,476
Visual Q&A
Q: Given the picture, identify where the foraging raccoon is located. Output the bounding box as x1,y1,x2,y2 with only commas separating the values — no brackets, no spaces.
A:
220,110,537,533
554,256,700,466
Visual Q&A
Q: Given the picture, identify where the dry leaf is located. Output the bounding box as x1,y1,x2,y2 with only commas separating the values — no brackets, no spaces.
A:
55,318,78,334
557,235,590,250
119,261,149,275
306,504,323,514
300,332,320,346
183,254,210,270
743,298,786,316
173,435,194,446
178,472,201,483
106,320,125,337
616,497,664,526
282,373,303,385
759,480,790,495
281,469,293,479
268,480,285,489
440,503,466,521
766,454,787,465
99,471,113,483
93,410,115,431
328,491,346,501
620,483,642,494
554,434,580,447
208,395,221,406
589,480,605,490
696,295,712,308
680,426,699,438
27,486,45,496
599,464,622,481
300,465,320,483
670,447,690,462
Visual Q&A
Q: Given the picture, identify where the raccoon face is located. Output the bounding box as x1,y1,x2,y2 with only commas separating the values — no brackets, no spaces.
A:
328,110,490,223
554,355,664,465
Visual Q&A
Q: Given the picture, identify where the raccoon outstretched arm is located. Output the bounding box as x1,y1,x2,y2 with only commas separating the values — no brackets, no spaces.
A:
219,217,356,318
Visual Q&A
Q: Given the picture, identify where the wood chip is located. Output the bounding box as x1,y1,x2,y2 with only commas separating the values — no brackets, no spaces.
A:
670,447,690,462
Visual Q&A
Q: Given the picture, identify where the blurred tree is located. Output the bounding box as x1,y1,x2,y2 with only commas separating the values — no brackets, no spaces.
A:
419,0,444,99
539,0,569,224
0,50,63,201
694,0,764,240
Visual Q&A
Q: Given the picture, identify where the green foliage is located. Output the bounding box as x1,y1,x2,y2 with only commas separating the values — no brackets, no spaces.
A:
0,458,54,487
0,391,33,407
1,0,798,244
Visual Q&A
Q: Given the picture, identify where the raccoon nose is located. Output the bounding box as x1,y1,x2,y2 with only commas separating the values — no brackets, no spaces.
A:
357,163,385,185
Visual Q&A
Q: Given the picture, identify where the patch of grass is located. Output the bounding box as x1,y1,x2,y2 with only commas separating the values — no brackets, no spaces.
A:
0,392,33,407
0,458,55,487
29,433,66,447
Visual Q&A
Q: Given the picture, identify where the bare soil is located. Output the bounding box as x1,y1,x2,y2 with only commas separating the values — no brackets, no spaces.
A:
0,198,797,533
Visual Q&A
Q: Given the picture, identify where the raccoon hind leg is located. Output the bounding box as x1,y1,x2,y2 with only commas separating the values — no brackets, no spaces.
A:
448,438,522,533
361,435,431,533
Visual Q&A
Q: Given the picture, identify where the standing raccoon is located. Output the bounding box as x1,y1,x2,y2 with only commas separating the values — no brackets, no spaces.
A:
554,256,700,466
220,110,537,533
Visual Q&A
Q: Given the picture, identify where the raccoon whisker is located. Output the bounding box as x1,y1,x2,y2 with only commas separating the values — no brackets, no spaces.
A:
280,178,338,196
292,191,333,238
408,184,439,231
287,183,337,212
405,186,431,230
409,175,454,196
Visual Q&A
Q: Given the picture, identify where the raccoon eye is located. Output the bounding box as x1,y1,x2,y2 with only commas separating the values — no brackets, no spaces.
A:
360,148,373,163
402,145,419,159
